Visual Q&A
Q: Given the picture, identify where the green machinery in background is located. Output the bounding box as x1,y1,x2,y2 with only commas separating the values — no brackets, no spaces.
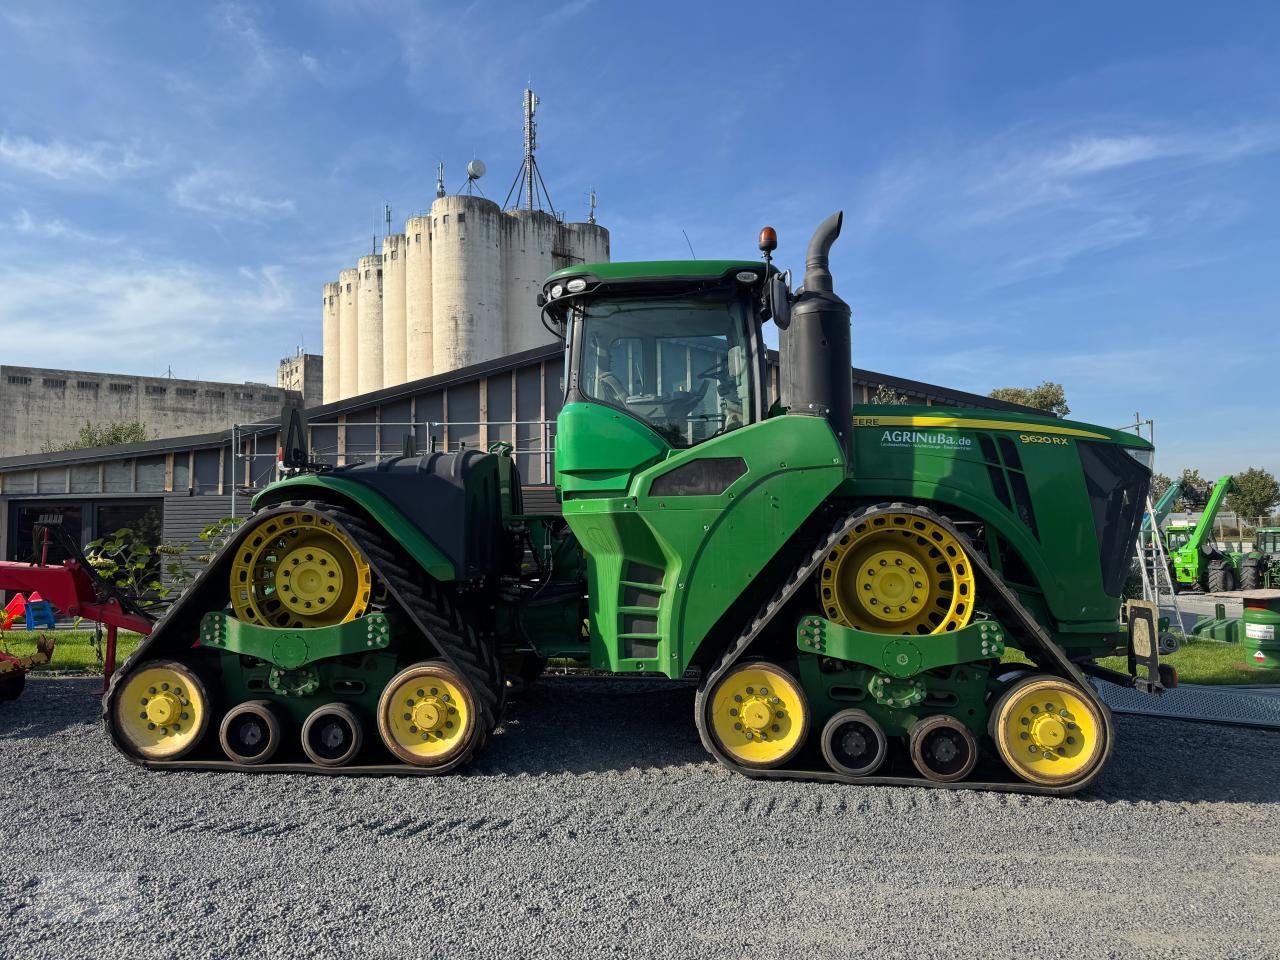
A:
1241,527,1280,591
1164,474,1243,592
105,213,1166,794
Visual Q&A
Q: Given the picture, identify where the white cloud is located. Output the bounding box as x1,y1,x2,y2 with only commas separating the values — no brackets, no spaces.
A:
0,134,149,182
0,256,308,381
171,167,296,219
7,208,106,242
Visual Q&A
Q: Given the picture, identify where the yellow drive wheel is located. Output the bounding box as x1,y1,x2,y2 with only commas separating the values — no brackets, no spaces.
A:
988,675,1107,786
377,662,478,768
819,510,975,635
229,508,372,629
706,660,810,769
114,660,210,760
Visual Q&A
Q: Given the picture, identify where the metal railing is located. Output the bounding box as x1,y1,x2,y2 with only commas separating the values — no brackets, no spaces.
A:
229,419,556,517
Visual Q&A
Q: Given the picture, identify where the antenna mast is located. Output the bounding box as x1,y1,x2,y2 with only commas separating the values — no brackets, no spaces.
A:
503,86,556,215
587,188,598,224
435,161,446,199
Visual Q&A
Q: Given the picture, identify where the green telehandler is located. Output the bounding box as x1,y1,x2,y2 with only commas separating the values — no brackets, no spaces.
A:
105,213,1164,793
1164,474,1243,592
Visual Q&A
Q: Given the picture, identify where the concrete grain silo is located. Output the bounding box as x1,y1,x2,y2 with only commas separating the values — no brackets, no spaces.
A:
431,194,506,373
503,208,561,355
381,234,407,388
404,215,433,381
338,268,360,400
321,281,341,403
564,221,611,268
356,254,384,394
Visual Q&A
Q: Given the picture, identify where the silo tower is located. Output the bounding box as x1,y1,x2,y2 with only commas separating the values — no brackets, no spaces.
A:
404,214,434,380
356,253,384,394
337,268,360,400
382,232,408,387
321,281,341,403
431,193,507,372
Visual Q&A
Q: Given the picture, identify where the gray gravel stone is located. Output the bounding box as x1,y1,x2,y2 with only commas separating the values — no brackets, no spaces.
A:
2,675,1278,960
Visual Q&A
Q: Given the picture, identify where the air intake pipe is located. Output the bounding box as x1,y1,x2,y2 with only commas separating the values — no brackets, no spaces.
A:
780,211,853,465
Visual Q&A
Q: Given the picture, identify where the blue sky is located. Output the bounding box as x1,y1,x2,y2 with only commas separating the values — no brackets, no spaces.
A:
1,2,1277,476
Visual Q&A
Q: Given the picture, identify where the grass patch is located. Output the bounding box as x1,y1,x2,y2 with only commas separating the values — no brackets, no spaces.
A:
1,630,145,674
1002,636,1280,686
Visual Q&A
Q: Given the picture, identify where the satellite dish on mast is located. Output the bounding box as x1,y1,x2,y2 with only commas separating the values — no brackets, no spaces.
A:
467,159,486,181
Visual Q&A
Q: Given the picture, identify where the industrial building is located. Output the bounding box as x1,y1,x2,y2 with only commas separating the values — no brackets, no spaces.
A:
0,364,301,459
275,349,324,409
321,89,610,404
0,341,1038,567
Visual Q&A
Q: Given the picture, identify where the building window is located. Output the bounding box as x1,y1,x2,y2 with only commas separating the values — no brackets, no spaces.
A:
109,382,132,393
415,233,421,243
43,378,66,389
457,212,466,224
145,385,166,396
77,380,99,390
7,375,31,385
345,283,351,293
443,215,449,224
207,390,225,400
391,250,397,260
176,387,197,397
237,391,255,401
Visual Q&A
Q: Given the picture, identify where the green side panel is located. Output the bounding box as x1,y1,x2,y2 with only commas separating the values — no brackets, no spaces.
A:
559,414,846,678
555,403,669,495
199,612,391,668
251,474,455,580
845,405,1121,630
797,616,1006,676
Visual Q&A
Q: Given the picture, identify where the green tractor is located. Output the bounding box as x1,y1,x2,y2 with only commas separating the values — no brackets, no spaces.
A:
1242,527,1280,590
105,212,1162,793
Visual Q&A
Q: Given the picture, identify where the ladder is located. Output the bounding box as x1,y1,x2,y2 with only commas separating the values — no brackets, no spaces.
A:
1136,494,1186,651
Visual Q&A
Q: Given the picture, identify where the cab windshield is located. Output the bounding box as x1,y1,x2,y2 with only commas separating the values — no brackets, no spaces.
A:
575,291,754,447
1166,529,1191,550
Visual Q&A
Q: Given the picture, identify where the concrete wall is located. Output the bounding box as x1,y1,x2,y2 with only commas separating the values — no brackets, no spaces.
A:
0,365,297,457
276,351,324,410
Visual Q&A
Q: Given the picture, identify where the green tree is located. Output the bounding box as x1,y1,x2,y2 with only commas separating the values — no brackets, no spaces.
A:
871,383,911,405
988,381,1070,417
44,420,154,452
1150,472,1172,503
1226,467,1280,520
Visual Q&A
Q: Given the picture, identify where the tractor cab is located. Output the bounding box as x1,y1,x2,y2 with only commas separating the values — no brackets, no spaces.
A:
1165,525,1194,551
1257,528,1280,555
540,262,773,448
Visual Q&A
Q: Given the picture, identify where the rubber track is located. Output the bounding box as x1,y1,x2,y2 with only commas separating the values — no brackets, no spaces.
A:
103,499,504,775
693,501,1117,796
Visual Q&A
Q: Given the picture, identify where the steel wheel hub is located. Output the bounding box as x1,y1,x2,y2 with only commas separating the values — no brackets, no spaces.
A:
277,545,343,615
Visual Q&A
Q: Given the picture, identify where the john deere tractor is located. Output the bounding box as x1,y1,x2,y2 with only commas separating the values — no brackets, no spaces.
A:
105,212,1161,793
1242,527,1280,590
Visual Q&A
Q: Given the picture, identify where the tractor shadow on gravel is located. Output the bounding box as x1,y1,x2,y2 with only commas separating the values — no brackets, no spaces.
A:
489,677,1280,806
0,675,103,740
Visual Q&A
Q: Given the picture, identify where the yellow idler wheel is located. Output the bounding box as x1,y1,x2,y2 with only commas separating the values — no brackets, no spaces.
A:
229,508,372,629
114,660,209,761
377,662,478,769
706,660,810,769
988,674,1107,787
819,511,975,636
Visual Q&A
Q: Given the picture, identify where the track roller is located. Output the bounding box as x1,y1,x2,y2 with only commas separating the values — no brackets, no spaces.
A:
219,700,284,765
988,674,1107,787
301,703,364,767
704,660,810,769
377,661,479,770
820,708,888,777
907,714,977,782
112,660,210,761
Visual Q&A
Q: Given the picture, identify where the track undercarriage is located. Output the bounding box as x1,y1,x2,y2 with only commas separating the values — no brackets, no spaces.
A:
106,497,1119,794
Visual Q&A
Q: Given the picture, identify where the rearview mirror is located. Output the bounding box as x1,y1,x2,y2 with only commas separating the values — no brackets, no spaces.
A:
768,275,792,329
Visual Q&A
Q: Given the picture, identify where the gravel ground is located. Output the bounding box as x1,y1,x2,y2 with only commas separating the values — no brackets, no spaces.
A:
2,676,1279,960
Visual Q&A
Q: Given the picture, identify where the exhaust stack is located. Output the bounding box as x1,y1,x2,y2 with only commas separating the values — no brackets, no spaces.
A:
780,211,853,466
